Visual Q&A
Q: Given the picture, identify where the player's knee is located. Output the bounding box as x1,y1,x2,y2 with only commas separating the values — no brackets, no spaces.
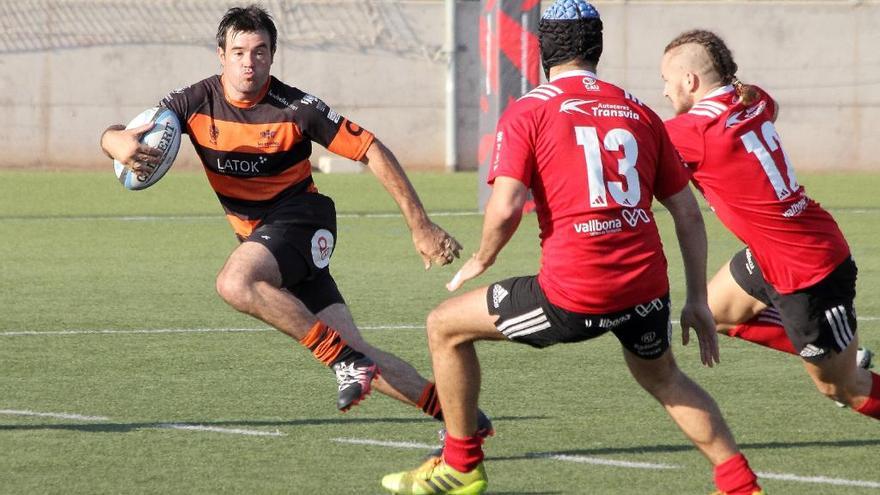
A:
215,272,253,312
631,353,680,395
812,377,848,403
426,306,458,348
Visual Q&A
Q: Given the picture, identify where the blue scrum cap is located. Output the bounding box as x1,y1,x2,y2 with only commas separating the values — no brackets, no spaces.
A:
542,0,600,21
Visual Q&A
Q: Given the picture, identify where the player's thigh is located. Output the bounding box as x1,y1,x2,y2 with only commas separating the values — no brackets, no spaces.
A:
801,335,861,394
428,285,506,345
621,345,678,392
219,241,284,287
709,255,767,332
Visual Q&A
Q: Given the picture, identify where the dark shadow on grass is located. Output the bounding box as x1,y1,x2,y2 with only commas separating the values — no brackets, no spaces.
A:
0,415,545,434
488,437,880,462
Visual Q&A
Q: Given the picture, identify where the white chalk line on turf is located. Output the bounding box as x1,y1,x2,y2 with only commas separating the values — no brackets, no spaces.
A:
756,471,880,489
7,317,880,337
332,437,437,450
542,453,678,470
0,409,285,437
0,325,425,337
0,409,110,421
159,424,285,437
4,211,482,222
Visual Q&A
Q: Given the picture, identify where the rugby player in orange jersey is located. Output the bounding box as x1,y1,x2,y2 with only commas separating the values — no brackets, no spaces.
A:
661,29,880,420
381,2,762,494
100,5,493,434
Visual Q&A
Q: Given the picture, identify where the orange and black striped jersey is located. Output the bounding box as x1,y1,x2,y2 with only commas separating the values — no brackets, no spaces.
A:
160,75,374,239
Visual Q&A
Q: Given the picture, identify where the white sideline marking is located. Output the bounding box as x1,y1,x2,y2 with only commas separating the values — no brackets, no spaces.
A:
6,211,481,222
0,325,425,337
5,317,880,337
757,471,880,489
544,453,679,470
0,409,109,421
159,424,285,437
332,437,437,450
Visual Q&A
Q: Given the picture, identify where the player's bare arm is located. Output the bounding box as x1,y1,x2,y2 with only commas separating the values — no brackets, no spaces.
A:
360,138,462,269
447,176,527,291
100,123,161,172
659,186,719,366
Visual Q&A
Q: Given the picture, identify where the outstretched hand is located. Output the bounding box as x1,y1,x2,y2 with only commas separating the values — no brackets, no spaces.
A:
680,301,720,367
412,221,463,270
446,254,490,291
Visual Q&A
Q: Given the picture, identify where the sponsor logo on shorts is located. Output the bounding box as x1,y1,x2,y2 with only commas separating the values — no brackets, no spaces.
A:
492,284,509,309
621,208,651,228
633,330,664,356
598,314,631,328
635,298,664,317
311,229,334,269
799,344,827,359
745,249,755,275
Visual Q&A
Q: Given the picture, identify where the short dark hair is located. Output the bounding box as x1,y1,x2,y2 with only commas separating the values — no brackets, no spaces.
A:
216,4,277,54
538,17,603,77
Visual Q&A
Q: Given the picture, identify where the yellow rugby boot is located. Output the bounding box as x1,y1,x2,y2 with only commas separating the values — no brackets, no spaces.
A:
381,457,488,494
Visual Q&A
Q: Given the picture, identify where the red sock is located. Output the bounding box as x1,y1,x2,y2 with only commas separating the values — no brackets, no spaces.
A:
728,309,795,354
855,372,880,420
417,382,444,421
714,453,761,495
443,433,484,473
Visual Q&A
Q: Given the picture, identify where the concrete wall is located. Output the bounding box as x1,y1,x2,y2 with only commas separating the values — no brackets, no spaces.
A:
1,1,878,171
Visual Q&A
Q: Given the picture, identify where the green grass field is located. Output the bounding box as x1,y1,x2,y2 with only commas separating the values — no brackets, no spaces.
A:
1,170,878,494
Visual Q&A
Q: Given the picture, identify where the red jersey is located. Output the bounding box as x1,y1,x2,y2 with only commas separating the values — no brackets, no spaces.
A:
665,85,850,293
161,75,374,239
488,70,690,313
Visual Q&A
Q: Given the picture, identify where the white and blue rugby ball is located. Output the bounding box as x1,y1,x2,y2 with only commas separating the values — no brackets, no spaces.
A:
113,107,181,190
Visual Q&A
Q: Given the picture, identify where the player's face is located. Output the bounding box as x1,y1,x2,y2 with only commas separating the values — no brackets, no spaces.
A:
660,52,694,115
218,29,273,100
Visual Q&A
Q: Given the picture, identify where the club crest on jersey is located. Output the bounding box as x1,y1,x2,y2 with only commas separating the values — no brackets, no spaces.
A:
582,76,600,91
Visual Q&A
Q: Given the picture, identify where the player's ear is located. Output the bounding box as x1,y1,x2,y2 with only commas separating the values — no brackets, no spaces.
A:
217,46,225,66
685,72,699,94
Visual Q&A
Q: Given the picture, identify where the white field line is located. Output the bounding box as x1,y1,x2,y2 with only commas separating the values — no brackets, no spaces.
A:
7,317,880,337
2,411,878,489
0,409,109,421
4,211,482,222
332,437,437,450
756,471,880,489
158,424,285,437
0,409,285,437
543,453,679,470
0,325,425,337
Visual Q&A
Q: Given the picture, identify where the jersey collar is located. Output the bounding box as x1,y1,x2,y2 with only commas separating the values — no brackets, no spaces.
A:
549,69,598,82
221,75,271,109
701,84,734,101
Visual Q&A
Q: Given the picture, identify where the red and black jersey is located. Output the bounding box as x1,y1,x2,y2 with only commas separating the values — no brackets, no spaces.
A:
488,70,690,314
161,75,374,238
665,85,849,293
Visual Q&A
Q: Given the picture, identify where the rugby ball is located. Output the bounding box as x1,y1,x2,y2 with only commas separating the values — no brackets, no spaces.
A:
113,107,181,190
